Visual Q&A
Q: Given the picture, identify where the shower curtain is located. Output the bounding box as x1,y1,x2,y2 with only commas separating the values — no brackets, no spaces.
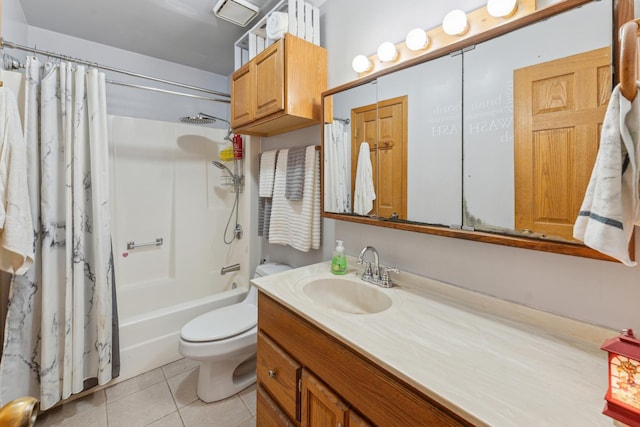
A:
323,121,350,213
0,57,119,410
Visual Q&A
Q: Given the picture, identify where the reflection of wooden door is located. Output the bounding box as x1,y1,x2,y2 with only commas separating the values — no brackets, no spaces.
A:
514,47,610,241
351,96,407,218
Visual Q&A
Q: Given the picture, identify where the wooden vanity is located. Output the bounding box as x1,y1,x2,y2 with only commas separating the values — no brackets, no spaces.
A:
257,292,471,426
252,261,615,426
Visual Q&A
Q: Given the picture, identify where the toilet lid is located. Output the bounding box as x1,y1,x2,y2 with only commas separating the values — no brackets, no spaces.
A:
181,304,257,342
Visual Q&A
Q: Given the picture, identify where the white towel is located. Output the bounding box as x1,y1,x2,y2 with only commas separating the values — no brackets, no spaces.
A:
269,146,320,251
259,150,277,197
267,12,289,40
353,142,376,216
573,84,640,266
0,87,34,274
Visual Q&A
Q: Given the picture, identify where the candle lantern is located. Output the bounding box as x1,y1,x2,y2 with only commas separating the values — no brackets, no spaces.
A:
601,329,640,427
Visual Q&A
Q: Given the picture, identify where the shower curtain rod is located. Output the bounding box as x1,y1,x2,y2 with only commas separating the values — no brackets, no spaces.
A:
107,79,230,103
0,38,231,99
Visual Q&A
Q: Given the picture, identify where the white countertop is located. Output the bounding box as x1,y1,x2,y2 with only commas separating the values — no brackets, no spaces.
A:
251,259,617,427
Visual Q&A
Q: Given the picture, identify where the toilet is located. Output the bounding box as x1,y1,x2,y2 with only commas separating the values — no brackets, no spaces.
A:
178,262,293,403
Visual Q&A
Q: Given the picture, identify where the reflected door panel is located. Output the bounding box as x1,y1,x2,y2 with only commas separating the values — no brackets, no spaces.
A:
514,47,610,241
377,97,407,219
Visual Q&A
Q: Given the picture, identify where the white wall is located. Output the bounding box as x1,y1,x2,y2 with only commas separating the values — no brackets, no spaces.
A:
312,0,640,332
109,117,251,319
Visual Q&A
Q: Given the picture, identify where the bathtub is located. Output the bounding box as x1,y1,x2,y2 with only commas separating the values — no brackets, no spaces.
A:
117,287,247,382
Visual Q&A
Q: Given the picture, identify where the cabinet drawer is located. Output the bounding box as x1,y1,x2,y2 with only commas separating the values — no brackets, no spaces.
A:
257,384,296,427
257,332,301,422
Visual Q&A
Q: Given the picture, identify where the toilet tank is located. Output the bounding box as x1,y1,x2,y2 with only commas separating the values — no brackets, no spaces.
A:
253,262,293,279
246,262,293,305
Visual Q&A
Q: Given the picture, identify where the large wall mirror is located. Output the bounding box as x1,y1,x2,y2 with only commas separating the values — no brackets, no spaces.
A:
322,0,630,261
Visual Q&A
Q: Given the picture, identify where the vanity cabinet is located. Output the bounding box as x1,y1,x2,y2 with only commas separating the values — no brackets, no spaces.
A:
231,34,327,137
257,292,473,426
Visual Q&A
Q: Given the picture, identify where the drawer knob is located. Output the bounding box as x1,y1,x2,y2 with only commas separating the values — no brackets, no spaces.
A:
268,369,277,378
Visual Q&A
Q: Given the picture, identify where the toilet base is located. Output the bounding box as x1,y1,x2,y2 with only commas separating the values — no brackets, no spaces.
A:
196,353,257,403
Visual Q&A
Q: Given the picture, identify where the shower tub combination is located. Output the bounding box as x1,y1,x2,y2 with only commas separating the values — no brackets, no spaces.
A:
109,114,250,382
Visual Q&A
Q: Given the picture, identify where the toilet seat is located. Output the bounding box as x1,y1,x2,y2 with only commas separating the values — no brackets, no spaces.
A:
181,303,257,342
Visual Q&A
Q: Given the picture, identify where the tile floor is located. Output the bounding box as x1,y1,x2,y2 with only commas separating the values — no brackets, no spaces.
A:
34,358,256,427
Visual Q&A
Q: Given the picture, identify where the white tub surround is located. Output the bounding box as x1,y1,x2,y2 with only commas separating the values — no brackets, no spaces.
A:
252,259,615,427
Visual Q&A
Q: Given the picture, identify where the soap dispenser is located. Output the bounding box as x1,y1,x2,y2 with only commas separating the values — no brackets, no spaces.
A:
331,240,347,275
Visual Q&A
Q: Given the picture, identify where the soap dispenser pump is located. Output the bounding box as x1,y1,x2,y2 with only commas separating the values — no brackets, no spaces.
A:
331,240,347,275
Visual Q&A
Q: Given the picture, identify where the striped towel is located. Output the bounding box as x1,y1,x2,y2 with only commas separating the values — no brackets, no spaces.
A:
268,149,290,246
259,150,277,197
285,146,306,200
257,197,273,239
269,146,321,251
574,84,640,266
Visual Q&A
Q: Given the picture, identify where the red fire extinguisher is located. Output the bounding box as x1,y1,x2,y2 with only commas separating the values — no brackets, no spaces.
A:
232,134,243,159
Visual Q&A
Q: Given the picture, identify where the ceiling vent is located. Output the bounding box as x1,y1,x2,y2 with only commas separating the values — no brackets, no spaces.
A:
213,0,260,27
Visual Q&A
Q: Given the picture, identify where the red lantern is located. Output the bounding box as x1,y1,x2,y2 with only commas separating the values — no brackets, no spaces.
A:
601,329,640,427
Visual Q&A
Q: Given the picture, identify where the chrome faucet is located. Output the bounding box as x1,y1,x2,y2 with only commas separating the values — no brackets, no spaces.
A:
357,246,399,288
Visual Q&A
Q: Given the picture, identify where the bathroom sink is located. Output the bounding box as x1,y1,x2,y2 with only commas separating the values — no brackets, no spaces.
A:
302,277,392,314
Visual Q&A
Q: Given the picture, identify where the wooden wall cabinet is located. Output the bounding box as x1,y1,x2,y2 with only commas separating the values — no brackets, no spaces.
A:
257,292,474,426
231,34,327,137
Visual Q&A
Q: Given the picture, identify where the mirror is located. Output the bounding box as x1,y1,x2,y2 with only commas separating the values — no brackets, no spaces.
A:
323,0,625,260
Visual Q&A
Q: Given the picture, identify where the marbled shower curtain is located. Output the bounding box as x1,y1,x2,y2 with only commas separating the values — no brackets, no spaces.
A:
0,57,119,410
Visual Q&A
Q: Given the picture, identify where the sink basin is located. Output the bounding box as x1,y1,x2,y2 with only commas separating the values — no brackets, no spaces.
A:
302,277,392,314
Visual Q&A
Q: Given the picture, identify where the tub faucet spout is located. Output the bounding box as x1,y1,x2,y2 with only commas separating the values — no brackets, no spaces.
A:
220,263,240,275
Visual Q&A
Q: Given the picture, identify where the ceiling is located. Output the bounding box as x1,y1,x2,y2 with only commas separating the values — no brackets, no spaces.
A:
17,0,325,76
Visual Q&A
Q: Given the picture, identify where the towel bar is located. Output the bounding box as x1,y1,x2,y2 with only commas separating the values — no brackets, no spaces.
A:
127,238,163,250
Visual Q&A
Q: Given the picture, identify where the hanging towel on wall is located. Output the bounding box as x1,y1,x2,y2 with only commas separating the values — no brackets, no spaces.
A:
259,150,277,197
269,146,320,251
0,87,34,274
573,84,640,266
353,142,376,216
286,146,306,200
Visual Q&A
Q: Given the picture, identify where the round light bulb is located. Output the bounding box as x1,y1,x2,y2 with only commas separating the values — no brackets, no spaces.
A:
405,28,430,51
487,0,518,18
377,42,398,62
352,55,372,73
442,9,469,36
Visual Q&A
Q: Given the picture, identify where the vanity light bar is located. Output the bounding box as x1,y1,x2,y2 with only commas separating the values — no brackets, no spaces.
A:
351,0,534,76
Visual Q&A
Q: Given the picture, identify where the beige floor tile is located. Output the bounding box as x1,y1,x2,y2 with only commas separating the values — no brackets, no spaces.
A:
107,381,177,427
35,403,107,427
167,367,199,408
236,417,256,427
179,396,253,427
162,357,200,379
238,384,256,416
106,368,165,403
146,411,185,427
35,390,106,426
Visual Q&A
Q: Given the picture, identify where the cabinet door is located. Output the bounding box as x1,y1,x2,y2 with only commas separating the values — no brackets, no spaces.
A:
231,62,254,127
255,40,285,120
301,370,348,427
